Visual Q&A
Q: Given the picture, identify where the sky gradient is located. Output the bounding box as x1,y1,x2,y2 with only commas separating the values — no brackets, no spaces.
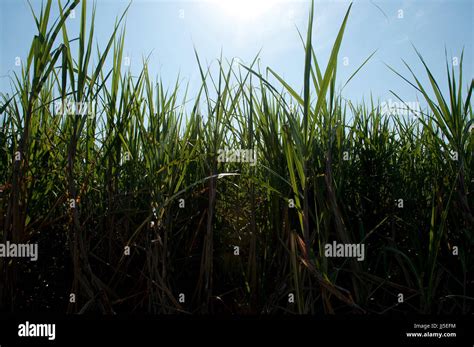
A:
0,0,472,110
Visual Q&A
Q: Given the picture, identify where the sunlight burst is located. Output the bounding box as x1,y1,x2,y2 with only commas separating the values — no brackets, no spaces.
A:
215,0,276,21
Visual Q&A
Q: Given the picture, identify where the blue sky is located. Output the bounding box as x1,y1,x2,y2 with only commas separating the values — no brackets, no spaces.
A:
0,0,472,110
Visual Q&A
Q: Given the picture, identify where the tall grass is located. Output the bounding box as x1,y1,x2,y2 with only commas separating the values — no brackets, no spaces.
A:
0,0,472,314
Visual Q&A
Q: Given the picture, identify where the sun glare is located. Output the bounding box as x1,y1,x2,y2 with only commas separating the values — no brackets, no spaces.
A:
215,0,276,21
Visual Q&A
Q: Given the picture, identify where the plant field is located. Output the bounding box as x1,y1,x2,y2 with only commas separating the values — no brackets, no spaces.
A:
0,0,472,315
